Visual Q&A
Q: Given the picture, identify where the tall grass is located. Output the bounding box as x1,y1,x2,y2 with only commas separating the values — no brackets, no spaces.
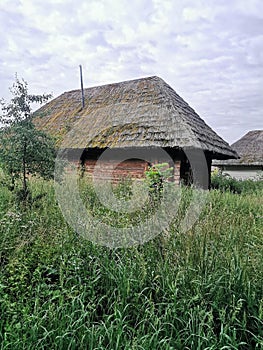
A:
0,177,262,349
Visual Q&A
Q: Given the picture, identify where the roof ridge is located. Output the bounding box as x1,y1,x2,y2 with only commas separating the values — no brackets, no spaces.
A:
246,129,263,133
64,76,161,95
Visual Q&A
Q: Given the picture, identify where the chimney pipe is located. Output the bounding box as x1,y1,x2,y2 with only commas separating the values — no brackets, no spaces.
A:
79,65,85,109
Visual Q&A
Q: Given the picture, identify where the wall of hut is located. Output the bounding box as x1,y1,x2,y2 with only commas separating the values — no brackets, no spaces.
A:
216,165,263,180
66,147,182,184
81,159,181,184
65,147,211,188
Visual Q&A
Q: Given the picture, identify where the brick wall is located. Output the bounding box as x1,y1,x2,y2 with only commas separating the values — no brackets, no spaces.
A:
80,158,182,185
64,148,183,184
83,159,149,183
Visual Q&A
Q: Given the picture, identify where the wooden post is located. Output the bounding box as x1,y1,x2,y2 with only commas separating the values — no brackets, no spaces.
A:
174,160,181,184
79,65,85,109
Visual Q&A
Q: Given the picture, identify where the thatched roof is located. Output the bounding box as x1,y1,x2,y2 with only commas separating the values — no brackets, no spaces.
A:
34,76,237,159
213,130,263,166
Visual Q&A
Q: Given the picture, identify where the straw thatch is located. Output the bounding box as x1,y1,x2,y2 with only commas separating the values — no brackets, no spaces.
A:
34,76,237,159
213,130,263,166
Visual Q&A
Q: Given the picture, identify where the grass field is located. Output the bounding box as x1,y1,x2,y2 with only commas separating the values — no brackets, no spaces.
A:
0,177,262,349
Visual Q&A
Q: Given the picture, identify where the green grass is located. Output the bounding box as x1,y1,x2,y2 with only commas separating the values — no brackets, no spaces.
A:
211,170,263,194
0,177,262,349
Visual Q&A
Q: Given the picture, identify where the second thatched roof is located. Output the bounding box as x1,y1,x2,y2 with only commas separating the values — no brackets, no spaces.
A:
213,130,263,166
34,76,237,160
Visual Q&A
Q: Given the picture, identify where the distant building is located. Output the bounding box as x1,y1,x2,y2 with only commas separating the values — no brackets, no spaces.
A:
213,130,263,180
34,76,237,188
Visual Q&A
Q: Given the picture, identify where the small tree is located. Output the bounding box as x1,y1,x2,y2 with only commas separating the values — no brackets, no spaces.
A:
0,75,55,200
145,162,173,201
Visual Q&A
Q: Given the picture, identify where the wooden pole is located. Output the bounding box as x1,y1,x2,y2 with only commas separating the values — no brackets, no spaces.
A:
79,65,85,109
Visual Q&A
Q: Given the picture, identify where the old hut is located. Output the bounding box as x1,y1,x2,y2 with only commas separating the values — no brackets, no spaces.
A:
213,130,263,180
34,76,237,188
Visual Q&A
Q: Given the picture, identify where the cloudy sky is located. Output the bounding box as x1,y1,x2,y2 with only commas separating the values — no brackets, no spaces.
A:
0,0,262,144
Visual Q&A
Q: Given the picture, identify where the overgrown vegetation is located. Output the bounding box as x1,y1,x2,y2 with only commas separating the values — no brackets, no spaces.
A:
0,175,262,349
211,169,263,194
0,75,55,201
145,162,173,199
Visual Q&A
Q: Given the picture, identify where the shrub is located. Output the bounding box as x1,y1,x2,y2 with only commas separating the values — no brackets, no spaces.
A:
145,162,173,198
211,170,263,194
